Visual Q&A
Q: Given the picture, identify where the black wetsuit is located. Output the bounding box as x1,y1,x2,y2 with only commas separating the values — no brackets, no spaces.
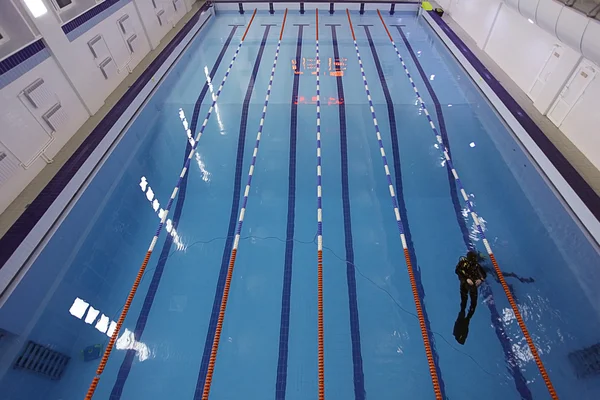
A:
455,256,487,314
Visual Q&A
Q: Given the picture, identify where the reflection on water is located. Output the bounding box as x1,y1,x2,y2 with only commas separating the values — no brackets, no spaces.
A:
139,176,185,251
195,153,211,182
68,298,151,362
116,328,152,362
204,65,225,134
68,298,116,337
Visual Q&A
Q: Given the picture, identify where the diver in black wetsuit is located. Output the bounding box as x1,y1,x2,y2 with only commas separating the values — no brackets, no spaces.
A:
456,251,487,314
453,250,487,345
453,250,536,345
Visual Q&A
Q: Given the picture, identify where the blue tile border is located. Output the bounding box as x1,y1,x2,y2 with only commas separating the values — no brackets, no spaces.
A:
0,2,212,271
0,40,45,74
275,22,306,400
427,11,600,222
359,23,447,398
0,48,51,90
193,24,273,400
108,24,239,399
328,23,366,400
392,23,531,399
62,0,131,41
0,39,49,89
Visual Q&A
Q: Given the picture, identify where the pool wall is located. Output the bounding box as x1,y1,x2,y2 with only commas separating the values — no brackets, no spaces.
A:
0,4,214,301
0,0,199,215
424,10,600,244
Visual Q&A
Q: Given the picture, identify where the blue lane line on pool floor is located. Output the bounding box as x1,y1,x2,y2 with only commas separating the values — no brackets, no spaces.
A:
328,23,366,400
108,25,241,400
359,24,447,399
194,24,274,399
275,23,307,400
393,25,532,399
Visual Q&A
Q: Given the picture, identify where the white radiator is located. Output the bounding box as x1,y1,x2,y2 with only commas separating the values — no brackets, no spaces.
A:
126,34,139,53
99,57,117,79
23,79,54,109
0,145,21,188
42,103,69,133
156,9,166,26
118,14,134,35
88,35,109,60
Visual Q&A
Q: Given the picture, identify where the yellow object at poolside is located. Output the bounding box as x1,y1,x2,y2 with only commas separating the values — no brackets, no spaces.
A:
422,1,434,11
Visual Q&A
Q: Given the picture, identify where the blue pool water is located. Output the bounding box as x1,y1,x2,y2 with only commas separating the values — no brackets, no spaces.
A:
1,9,600,400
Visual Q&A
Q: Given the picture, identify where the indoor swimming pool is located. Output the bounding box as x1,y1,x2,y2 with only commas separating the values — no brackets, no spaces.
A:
1,4,600,400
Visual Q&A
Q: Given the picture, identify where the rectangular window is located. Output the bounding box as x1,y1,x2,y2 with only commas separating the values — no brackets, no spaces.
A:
53,0,73,10
0,28,8,46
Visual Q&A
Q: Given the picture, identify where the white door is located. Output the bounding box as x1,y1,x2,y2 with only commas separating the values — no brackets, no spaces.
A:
548,62,597,127
528,45,563,102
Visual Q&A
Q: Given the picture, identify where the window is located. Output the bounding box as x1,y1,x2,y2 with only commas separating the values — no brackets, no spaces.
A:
51,0,73,11
0,28,8,46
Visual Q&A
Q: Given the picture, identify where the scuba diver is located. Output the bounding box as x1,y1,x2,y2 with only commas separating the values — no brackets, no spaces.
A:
452,250,535,345
453,250,487,345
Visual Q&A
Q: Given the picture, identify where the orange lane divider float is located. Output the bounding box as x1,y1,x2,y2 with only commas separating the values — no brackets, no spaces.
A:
315,9,325,400
200,9,289,400
83,9,258,400
376,8,558,399
346,9,443,399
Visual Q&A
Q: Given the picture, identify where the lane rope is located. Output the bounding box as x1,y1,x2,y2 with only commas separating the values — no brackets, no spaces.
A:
83,9,258,399
315,9,325,400
200,9,288,400
389,23,532,399
376,9,558,399
346,9,443,399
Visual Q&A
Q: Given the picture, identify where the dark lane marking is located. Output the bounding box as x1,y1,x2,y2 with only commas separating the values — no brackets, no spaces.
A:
327,23,366,400
393,25,532,399
360,24,447,399
275,23,309,400
390,24,471,249
108,25,241,400
193,24,274,400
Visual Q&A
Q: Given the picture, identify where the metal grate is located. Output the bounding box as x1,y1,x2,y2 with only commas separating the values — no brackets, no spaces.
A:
14,341,70,380
569,343,600,378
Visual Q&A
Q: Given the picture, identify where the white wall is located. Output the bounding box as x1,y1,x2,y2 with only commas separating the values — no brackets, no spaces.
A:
0,0,199,215
134,0,188,49
26,2,153,114
444,0,501,49
442,0,600,170
0,0,38,59
483,4,581,113
0,57,89,212
559,62,600,169
68,2,152,107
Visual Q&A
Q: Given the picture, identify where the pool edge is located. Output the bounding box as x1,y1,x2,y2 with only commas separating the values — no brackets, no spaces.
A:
423,10,600,245
0,3,214,301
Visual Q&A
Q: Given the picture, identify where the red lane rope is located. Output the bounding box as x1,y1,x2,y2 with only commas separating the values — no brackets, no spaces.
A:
377,8,558,399
201,10,288,400
242,9,257,41
347,8,442,399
